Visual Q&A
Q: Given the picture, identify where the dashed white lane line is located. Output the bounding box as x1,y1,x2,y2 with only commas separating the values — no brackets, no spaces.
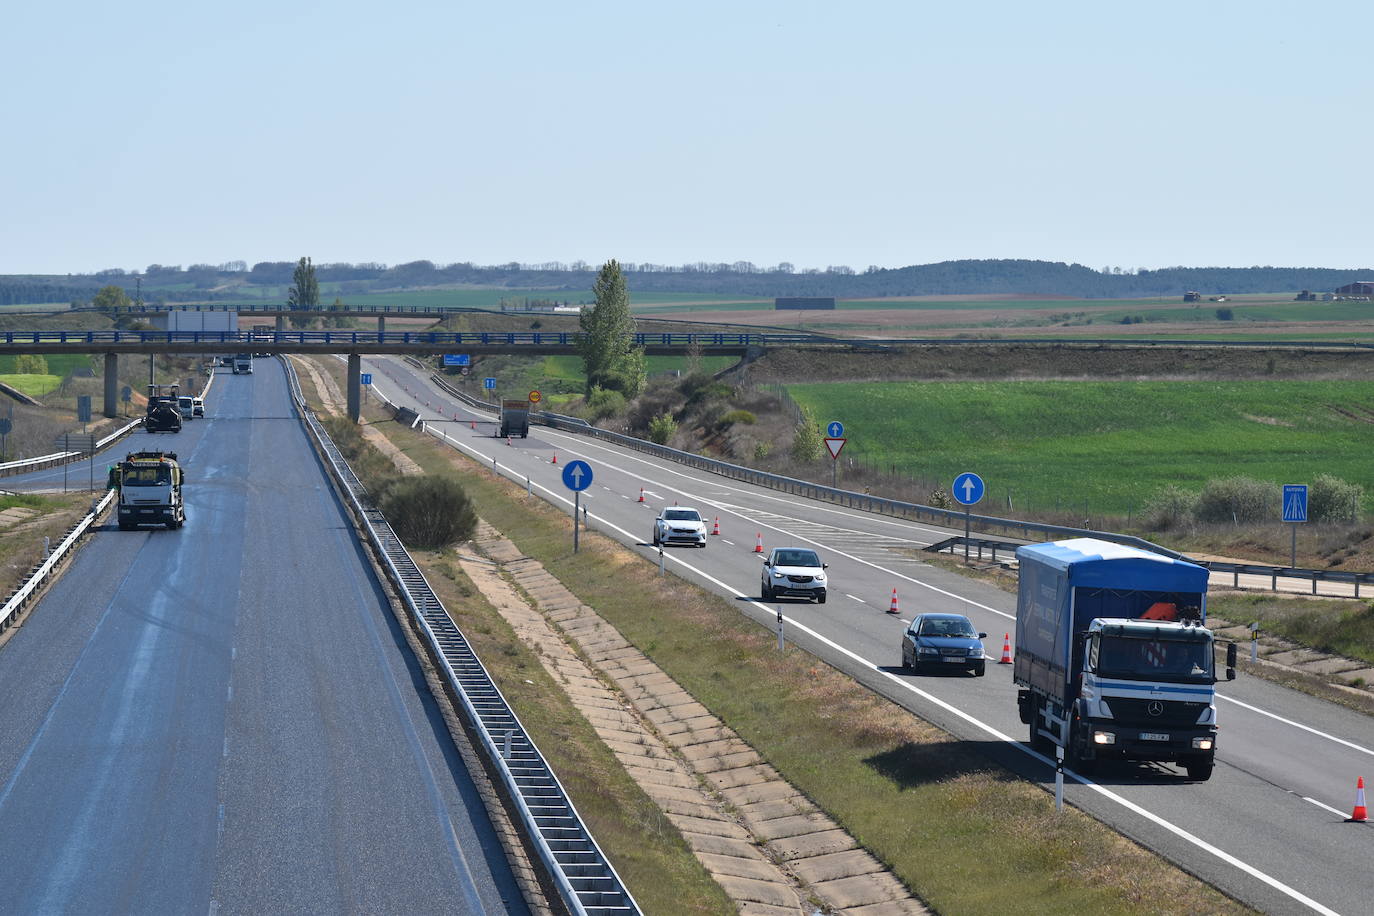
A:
1303,796,1349,819
721,540,735,546
846,594,866,603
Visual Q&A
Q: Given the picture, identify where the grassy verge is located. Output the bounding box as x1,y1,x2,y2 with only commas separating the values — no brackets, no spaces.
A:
357,408,1249,915
1208,592,1374,668
0,493,104,634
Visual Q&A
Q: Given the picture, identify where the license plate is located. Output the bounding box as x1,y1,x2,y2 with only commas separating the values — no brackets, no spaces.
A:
1140,732,1170,741
943,656,967,663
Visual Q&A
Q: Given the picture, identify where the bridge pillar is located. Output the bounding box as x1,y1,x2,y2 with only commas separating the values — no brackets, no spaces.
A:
347,353,361,422
103,353,118,418
275,314,286,332
377,316,385,336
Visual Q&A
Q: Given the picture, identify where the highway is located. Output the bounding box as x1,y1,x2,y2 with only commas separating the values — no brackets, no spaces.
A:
0,361,529,914
365,355,1374,916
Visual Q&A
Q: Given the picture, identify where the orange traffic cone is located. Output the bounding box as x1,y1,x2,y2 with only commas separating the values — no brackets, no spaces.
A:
1348,778,1368,822
753,532,764,553
999,633,1013,664
507,437,512,446
637,488,645,503
711,517,720,536
888,589,899,614
470,420,475,429
551,452,557,464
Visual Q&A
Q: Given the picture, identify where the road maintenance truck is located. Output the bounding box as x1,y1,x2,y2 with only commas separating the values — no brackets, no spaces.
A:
144,384,182,433
499,399,530,438
114,450,186,530
233,353,253,374
1015,538,1235,781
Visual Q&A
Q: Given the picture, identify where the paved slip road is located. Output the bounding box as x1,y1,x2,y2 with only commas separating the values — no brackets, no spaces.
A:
368,355,1374,916
0,361,528,915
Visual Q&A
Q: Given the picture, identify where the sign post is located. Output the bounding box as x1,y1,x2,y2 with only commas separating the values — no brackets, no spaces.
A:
562,460,593,552
121,385,132,418
1282,484,1308,568
483,377,496,404
0,416,11,460
952,472,986,560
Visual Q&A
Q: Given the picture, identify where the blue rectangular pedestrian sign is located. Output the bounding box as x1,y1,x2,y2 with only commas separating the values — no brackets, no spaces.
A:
443,354,470,367
360,373,372,385
1282,484,1308,523
483,377,496,390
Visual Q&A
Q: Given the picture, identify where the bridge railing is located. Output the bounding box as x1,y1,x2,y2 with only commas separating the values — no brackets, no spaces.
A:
285,358,639,915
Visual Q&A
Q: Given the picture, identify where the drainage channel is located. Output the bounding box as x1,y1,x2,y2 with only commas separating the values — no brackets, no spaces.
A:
286,358,639,916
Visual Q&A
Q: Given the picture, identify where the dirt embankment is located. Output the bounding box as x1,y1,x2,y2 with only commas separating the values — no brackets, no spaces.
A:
733,343,1374,384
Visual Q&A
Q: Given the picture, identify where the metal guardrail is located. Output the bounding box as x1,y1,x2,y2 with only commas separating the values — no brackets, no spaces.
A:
926,535,1374,598
0,418,144,479
285,358,638,915
0,488,116,635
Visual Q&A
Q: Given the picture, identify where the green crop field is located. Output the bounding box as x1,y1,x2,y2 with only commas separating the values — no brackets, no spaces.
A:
543,354,739,381
0,374,62,396
786,379,1374,516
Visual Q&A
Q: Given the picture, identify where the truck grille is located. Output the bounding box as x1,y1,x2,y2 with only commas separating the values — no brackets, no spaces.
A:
1110,698,1207,728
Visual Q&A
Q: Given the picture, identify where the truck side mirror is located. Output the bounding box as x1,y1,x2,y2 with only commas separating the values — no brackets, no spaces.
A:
1225,642,1237,681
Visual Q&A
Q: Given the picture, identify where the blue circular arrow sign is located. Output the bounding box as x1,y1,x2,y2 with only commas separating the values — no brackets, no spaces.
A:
952,472,985,505
562,460,593,492
827,420,844,438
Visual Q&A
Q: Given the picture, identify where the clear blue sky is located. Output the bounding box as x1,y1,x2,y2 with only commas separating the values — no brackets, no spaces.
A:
4,0,1371,275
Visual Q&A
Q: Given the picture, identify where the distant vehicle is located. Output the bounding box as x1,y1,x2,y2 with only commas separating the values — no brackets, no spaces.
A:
113,450,185,530
192,398,205,417
1015,538,1235,780
144,385,181,433
177,396,195,420
233,353,253,374
902,613,985,676
760,547,828,603
652,507,706,548
499,399,529,438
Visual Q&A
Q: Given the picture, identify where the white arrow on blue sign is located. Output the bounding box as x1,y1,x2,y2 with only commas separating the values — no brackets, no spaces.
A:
562,460,593,492
483,377,496,390
1282,484,1308,523
827,420,844,438
360,373,372,385
952,472,985,506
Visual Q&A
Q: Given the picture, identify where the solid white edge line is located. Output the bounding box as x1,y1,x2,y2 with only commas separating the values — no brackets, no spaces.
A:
1302,796,1350,819
421,422,1337,916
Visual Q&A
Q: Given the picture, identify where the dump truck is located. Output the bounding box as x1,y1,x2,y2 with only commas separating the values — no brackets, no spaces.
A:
144,384,182,433
1015,538,1235,781
498,399,530,438
114,450,186,530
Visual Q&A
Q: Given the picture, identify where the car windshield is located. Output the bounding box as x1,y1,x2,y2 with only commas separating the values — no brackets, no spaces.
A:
1097,635,1213,683
774,549,820,567
124,467,171,486
664,510,700,521
918,617,976,638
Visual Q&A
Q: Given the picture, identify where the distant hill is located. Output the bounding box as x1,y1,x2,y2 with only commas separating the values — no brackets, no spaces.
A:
3,259,1369,305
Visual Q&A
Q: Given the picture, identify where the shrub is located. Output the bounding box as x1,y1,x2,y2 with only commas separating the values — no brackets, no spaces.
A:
720,409,756,426
586,386,626,421
648,412,677,444
377,475,477,548
1309,474,1364,523
1215,307,1234,321
1196,476,1273,524
791,404,822,462
1141,484,1198,530
753,441,771,460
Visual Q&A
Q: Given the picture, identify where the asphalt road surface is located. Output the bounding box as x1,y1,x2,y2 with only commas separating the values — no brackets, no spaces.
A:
367,355,1372,916
0,361,528,915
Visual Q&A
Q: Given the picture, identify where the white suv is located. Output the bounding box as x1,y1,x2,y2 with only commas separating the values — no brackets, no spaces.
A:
761,547,828,603
652,507,707,548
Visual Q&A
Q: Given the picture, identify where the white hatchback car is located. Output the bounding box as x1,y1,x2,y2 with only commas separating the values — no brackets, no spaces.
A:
652,507,707,548
761,547,828,603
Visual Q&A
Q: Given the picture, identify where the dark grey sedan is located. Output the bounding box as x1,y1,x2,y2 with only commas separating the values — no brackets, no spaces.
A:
901,613,987,676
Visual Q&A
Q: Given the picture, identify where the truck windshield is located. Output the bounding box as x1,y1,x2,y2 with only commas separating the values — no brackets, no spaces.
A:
1097,635,1213,683
124,468,171,486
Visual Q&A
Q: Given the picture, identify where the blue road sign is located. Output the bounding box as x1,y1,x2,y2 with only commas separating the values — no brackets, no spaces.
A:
360,373,372,385
443,354,471,367
952,472,985,506
1282,484,1308,523
827,420,844,438
562,460,593,492
483,377,497,390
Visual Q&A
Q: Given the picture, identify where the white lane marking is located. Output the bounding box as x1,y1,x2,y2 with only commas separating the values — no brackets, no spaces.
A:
721,540,735,546
1219,694,1374,757
1303,796,1350,819
846,594,867,603
445,465,1334,916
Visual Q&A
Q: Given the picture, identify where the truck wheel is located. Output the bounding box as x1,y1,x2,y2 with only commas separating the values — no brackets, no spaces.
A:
1068,712,1096,774
1184,757,1213,781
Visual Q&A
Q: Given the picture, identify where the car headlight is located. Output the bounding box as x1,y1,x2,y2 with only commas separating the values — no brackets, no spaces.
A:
772,571,785,579
1192,737,1213,750
918,646,938,655
969,647,983,657
815,573,826,581
1093,731,1116,745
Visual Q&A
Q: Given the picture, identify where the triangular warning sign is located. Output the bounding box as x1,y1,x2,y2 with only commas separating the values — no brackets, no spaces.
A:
824,437,846,459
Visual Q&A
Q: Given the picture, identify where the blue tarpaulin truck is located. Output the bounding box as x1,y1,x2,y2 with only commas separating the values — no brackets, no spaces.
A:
1015,538,1235,781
